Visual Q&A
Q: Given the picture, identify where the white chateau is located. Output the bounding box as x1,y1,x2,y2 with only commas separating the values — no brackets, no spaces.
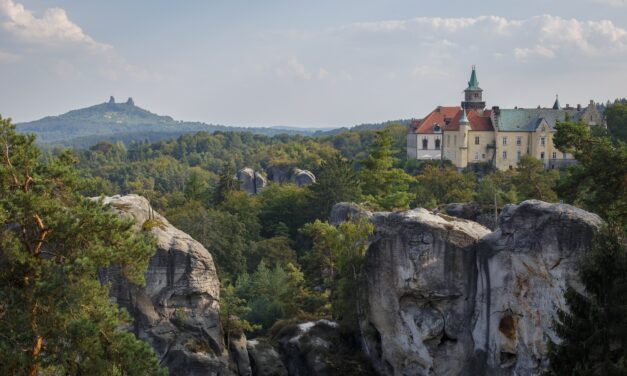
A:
407,67,605,170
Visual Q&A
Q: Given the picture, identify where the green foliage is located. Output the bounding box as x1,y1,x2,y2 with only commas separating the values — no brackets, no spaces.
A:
219,284,260,347
359,130,414,210
511,155,559,202
546,229,627,375
307,153,362,220
141,218,166,232
257,183,309,238
605,103,627,142
413,165,476,208
167,201,248,281
554,120,627,227
213,162,239,204
235,261,318,333
0,116,165,375
301,219,373,330
248,236,298,272
475,170,518,209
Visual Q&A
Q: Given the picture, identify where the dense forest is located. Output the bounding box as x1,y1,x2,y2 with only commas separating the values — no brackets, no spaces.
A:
1,101,626,374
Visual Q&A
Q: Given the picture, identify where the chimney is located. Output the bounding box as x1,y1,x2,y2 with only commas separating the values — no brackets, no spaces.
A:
566,104,571,109
436,106,442,113
492,106,500,115
577,104,582,111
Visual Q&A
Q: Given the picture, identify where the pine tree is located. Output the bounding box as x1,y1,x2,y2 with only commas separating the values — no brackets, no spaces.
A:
0,116,165,375
307,153,361,220
546,228,627,375
359,130,414,210
213,162,239,204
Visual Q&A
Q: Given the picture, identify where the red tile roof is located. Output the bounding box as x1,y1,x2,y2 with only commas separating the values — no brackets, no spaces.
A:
410,107,493,133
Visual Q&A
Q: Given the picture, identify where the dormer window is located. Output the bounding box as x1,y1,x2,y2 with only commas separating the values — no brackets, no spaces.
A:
433,124,441,133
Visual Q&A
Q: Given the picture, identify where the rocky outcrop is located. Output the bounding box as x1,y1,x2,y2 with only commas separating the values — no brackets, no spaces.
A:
247,339,288,376
99,195,232,376
333,200,602,376
272,320,376,376
237,168,267,195
291,169,316,187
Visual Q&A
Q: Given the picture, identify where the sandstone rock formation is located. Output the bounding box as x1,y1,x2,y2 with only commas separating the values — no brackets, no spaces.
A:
292,169,316,187
332,200,602,376
237,168,267,195
247,339,288,376
99,195,232,376
272,320,376,376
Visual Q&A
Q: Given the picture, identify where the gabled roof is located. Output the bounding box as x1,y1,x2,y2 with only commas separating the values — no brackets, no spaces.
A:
410,106,458,134
411,107,493,133
497,109,570,132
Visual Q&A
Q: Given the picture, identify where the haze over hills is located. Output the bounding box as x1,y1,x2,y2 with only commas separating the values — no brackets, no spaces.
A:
15,97,409,148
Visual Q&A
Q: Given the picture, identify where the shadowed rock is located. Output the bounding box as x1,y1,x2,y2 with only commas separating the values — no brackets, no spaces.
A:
237,168,267,195
333,200,602,376
98,194,233,376
292,169,316,187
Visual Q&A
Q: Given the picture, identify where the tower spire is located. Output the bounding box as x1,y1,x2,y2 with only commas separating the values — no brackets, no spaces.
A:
467,65,480,90
552,94,561,110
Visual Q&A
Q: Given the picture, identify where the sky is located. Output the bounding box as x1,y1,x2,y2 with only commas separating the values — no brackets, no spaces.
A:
0,0,626,127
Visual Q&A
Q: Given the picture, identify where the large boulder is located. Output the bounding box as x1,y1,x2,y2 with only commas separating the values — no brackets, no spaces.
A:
99,195,233,376
291,169,316,187
237,168,267,195
247,339,288,376
272,320,376,376
332,200,602,376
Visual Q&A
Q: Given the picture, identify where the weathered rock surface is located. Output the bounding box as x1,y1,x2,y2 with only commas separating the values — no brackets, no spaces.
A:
333,200,602,376
99,195,232,376
247,339,289,376
237,168,267,195
272,320,376,376
291,169,316,187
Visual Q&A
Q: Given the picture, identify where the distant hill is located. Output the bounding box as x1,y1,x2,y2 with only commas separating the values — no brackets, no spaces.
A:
313,119,416,136
16,97,319,148
16,97,416,148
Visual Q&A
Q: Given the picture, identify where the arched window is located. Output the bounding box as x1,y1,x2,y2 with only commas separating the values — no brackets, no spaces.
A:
435,139,441,150
422,138,428,149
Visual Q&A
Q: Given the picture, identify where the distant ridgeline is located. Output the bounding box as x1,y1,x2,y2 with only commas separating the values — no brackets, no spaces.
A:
15,97,403,148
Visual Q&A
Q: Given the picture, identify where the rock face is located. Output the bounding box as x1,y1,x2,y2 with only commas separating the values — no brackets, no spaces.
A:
332,200,602,376
99,195,232,376
237,168,267,195
291,169,316,187
272,320,376,376
247,339,288,376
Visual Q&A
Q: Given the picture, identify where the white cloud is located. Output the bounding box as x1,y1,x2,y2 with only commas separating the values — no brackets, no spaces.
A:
336,14,627,61
0,0,111,52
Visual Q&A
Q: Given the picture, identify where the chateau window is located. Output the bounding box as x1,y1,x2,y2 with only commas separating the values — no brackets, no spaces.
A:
540,137,546,146
474,136,480,145
422,138,428,150
502,136,508,145
454,135,457,145
517,151,521,161
482,154,486,159
541,152,545,159
435,139,441,150
474,152,479,160
552,152,557,159
563,152,567,159
447,135,450,146
502,151,507,160
516,136,522,146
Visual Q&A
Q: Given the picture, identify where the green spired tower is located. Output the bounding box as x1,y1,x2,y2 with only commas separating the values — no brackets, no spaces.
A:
461,65,486,111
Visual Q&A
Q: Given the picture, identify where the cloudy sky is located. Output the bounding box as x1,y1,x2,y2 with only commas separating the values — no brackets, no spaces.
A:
1,0,626,127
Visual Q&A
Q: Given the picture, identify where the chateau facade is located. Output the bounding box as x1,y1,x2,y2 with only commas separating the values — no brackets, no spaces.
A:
407,67,604,170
